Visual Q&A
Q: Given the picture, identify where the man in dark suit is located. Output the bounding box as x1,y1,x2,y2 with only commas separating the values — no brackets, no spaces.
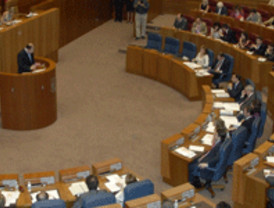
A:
265,44,274,62
249,37,267,56
208,53,230,88
17,43,36,73
238,84,256,110
114,0,123,22
240,105,255,136
72,175,107,208
220,24,236,44
227,74,244,101
215,1,228,15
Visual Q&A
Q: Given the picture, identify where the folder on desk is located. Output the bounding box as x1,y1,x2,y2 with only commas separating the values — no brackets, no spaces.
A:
69,181,89,196
1,190,20,207
174,147,196,158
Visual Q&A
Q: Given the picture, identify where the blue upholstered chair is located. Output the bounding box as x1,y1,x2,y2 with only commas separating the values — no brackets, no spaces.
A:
162,37,180,55
82,192,116,208
32,200,66,208
207,49,214,67
199,138,232,198
145,33,162,51
255,90,262,102
257,102,267,138
180,41,197,60
124,179,154,205
242,117,261,155
227,126,248,166
213,53,234,86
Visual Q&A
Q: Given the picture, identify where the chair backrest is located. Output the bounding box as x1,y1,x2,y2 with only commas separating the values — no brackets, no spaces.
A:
32,200,66,208
242,117,261,154
245,78,255,88
222,53,234,81
257,102,267,138
207,49,214,67
227,126,248,166
145,32,162,51
163,37,180,55
124,179,154,204
212,138,232,181
255,90,262,102
181,41,197,60
82,191,116,208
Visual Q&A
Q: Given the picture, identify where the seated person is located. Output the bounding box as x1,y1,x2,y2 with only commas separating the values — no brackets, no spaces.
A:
200,0,209,13
230,5,244,21
216,201,231,208
0,194,5,208
36,191,49,201
208,53,230,88
246,9,262,24
238,84,255,110
191,17,207,35
1,10,12,24
173,13,188,30
269,0,274,5
219,24,237,43
227,74,243,101
72,175,107,208
251,99,262,118
249,37,267,56
265,43,274,62
17,43,41,73
162,199,174,208
192,45,209,68
264,16,274,28
210,22,221,39
215,1,228,16
236,32,250,49
189,118,229,188
115,173,137,206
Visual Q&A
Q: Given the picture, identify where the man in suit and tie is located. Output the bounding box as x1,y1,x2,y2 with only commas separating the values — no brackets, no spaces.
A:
215,1,228,15
17,43,37,73
219,24,236,44
241,105,255,136
208,53,230,88
238,84,256,110
249,37,267,56
72,175,107,208
227,74,244,101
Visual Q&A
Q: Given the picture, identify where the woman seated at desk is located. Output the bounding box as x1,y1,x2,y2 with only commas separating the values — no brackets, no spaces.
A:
1,9,13,25
189,118,229,188
230,5,244,21
199,0,209,13
209,22,221,39
236,32,250,49
192,45,209,68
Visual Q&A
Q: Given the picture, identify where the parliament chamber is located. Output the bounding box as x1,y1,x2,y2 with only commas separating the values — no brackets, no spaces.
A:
0,0,274,207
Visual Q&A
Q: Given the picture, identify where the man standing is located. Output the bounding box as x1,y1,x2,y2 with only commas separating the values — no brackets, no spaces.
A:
17,43,37,73
114,0,123,22
134,0,149,40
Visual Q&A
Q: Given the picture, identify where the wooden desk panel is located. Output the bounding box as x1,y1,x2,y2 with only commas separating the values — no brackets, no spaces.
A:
58,166,91,182
157,53,173,85
125,194,160,208
126,45,144,75
143,49,159,79
268,72,274,125
254,141,274,161
0,8,59,73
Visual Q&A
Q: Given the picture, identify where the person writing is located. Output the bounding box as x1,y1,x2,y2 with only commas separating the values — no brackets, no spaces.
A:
192,45,209,68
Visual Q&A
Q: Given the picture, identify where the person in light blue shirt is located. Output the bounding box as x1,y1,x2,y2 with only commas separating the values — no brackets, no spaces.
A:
134,0,149,40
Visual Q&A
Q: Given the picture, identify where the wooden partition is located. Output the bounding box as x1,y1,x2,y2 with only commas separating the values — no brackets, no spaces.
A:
0,8,59,73
268,72,274,126
0,57,57,130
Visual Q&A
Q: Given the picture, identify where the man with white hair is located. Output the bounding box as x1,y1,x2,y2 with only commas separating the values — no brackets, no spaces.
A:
215,1,228,15
239,84,256,110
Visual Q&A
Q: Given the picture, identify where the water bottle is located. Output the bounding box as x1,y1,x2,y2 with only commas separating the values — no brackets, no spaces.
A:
27,181,32,192
174,200,178,208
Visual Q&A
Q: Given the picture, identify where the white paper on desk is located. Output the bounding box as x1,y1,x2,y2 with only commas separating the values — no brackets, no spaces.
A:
264,169,274,177
196,69,210,76
201,134,214,146
246,51,254,55
211,89,226,94
69,181,89,196
174,147,196,158
205,122,215,133
32,68,46,73
220,116,240,128
222,102,240,111
258,57,267,62
183,62,202,69
106,174,121,183
220,109,234,116
0,27,3,31
213,102,224,109
104,181,121,193
189,145,205,152
266,156,274,163
12,19,22,24
31,189,60,203
215,93,230,98
1,190,20,206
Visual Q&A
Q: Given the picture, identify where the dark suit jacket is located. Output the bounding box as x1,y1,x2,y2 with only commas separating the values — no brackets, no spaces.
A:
211,58,230,74
173,17,188,30
250,43,267,56
239,93,256,110
17,49,35,73
241,116,255,136
221,28,236,43
228,82,244,101
201,140,223,168
215,6,228,15
72,190,107,208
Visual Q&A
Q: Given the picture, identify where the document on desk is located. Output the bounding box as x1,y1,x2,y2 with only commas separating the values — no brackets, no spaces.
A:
183,62,202,69
174,147,196,158
31,189,60,203
196,69,211,77
211,89,226,94
201,134,214,146
32,68,46,73
1,190,20,206
220,109,234,116
105,181,121,193
266,156,274,163
213,102,225,109
69,181,89,196
105,174,126,193
215,92,230,98
264,169,274,177
205,122,215,133
220,116,240,128
222,102,240,111
189,145,205,152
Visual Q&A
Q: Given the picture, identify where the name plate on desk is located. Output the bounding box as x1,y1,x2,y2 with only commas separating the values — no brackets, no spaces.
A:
77,171,90,179
40,176,55,185
2,180,18,188
147,201,161,208
110,163,122,171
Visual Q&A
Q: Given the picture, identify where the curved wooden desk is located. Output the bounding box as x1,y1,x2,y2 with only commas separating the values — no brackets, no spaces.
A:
0,57,57,130
159,27,273,90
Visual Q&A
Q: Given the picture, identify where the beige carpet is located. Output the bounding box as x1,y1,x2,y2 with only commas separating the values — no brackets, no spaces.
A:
0,15,272,206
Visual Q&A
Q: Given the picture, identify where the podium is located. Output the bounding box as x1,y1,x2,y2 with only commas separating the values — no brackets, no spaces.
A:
0,57,57,130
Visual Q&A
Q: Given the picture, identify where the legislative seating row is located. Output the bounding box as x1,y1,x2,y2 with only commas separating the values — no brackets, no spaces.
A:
156,27,272,90
189,9,274,41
